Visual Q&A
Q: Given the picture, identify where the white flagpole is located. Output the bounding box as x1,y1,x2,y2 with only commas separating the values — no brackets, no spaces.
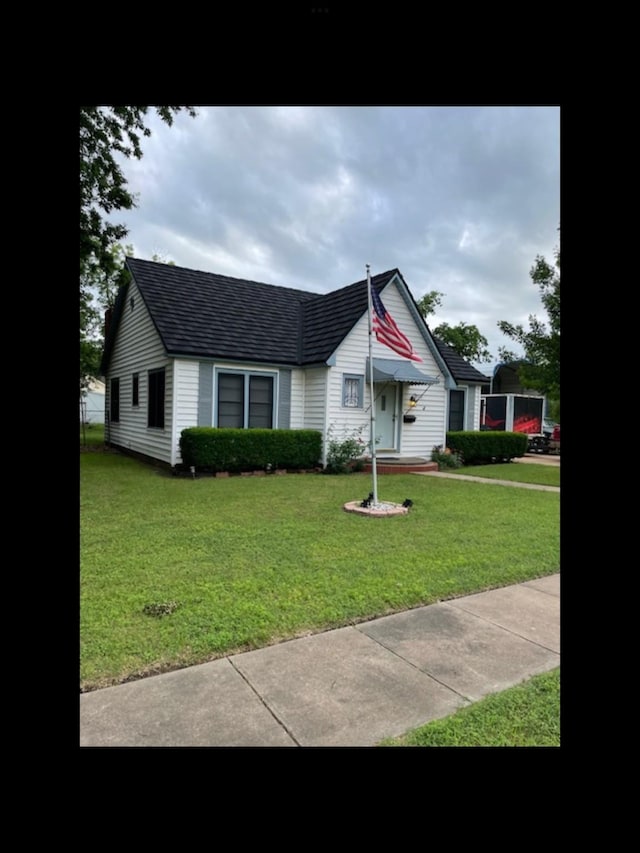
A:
366,264,379,506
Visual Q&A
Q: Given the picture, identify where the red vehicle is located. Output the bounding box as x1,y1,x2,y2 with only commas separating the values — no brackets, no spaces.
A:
481,394,560,454
481,394,545,436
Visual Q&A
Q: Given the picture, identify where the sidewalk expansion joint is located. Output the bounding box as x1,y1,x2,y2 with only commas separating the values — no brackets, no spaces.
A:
443,601,560,656
353,626,474,704
228,657,301,746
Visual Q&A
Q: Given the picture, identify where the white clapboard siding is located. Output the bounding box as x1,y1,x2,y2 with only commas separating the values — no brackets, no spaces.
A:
302,367,328,441
172,359,200,465
290,368,306,429
105,280,174,465
329,279,448,456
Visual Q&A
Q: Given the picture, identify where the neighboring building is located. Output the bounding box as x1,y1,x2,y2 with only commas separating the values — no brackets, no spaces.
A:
80,377,105,424
100,258,490,468
482,361,543,397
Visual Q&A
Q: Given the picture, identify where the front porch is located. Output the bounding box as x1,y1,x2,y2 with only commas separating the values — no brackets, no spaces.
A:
362,456,438,474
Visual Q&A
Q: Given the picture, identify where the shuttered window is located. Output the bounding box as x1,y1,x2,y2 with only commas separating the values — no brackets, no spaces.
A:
148,368,165,429
110,378,120,423
448,389,465,431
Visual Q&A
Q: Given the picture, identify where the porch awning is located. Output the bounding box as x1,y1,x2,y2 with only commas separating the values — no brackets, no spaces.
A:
366,357,439,385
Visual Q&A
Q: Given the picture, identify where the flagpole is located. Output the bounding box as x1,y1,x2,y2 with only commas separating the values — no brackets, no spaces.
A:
366,264,379,506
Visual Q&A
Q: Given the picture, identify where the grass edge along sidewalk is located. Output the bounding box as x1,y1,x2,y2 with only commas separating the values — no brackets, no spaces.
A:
379,667,560,747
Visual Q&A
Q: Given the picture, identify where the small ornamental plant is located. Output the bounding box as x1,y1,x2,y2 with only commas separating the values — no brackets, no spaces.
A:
431,445,463,470
324,424,368,474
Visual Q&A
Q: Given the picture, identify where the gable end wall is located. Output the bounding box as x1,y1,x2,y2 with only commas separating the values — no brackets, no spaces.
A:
104,279,175,465
328,281,448,455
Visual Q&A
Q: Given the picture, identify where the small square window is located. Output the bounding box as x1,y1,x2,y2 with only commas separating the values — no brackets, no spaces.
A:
342,374,363,408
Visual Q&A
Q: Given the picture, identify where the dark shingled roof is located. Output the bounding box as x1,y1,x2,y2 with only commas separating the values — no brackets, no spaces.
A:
433,337,491,384
102,258,397,369
101,258,488,385
301,269,396,362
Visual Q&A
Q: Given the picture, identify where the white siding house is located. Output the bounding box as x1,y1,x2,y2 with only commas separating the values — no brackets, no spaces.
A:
101,259,489,469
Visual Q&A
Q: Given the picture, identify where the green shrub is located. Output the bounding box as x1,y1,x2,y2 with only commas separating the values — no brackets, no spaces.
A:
324,425,368,474
431,445,463,469
179,428,322,473
324,438,365,474
446,431,528,465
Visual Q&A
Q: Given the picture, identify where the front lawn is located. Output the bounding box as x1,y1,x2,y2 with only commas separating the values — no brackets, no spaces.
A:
453,462,560,487
379,667,560,747
80,423,105,448
80,452,559,691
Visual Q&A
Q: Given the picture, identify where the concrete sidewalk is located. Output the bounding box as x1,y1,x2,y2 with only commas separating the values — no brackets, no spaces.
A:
415,471,560,491
413,453,560,491
80,573,560,748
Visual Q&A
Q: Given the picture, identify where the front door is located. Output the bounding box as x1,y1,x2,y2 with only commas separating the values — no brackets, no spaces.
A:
376,384,397,450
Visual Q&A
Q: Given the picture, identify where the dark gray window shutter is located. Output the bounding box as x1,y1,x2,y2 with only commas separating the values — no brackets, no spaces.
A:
198,363,213,427
278,369,291,428
448,389,465,431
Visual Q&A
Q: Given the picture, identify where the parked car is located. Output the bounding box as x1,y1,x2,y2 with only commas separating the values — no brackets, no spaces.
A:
542,417,557,438
527,433,550,453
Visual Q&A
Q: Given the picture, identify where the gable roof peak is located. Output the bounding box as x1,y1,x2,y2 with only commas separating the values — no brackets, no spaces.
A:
103,259,423,372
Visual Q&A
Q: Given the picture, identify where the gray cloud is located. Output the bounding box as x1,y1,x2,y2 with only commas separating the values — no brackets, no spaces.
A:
109,105,560,369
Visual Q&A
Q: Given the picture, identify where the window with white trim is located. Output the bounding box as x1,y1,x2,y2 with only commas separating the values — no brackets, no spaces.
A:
217,370,276,428
342,374,364,408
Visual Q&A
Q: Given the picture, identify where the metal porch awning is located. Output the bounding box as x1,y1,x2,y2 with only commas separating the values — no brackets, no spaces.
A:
366,357,439,385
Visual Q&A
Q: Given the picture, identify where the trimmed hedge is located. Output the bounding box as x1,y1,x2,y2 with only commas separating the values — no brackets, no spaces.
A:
446,430,528,464
179,428,322,473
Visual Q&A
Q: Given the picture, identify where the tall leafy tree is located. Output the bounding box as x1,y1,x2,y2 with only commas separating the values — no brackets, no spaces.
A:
432,321,492,364
415,290,444,318
79,106,196,280
79,106,196,391
80,243,133,393
416,290,492,364
497,246,560,401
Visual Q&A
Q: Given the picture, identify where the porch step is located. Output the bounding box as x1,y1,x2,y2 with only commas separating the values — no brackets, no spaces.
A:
362,457,438,475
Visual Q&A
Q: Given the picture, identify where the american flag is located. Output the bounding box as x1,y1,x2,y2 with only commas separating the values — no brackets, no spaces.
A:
371,287,423,362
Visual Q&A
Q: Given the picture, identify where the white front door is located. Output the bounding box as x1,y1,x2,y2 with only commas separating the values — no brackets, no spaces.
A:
376,384,397,450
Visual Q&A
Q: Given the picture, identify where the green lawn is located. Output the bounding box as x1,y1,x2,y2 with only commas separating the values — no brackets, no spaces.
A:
80,422,105,447
454,462,560,487
80,451,559,691
379,668,560,747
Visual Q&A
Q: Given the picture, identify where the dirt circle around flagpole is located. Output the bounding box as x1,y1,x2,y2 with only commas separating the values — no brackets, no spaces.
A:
343,500,409,517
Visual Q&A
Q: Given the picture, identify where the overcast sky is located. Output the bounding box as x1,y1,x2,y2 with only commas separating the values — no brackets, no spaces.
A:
108,105,560,372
